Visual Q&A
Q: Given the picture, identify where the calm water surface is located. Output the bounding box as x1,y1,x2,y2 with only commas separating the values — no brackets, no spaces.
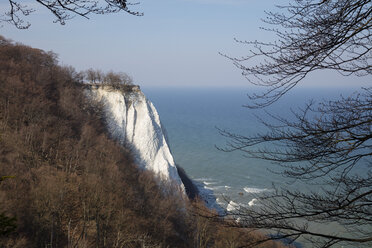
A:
143,85,364,204
144,86,358,201
143,86,366,247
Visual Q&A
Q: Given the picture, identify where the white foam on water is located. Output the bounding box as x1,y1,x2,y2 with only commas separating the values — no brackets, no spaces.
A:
244,187,270,194
248,198,258,206
203,181,216,185
227,201,240,212
204,185,225,191
204,186,215,190
216,197,225,205
194,177,215,182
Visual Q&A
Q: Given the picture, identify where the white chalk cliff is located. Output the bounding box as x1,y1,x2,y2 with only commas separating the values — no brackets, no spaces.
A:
85,85,184,190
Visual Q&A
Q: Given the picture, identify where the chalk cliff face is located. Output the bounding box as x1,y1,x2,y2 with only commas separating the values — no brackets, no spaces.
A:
86,85,184,189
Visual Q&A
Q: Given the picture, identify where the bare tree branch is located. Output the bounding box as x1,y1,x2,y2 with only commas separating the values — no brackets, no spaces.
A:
1,0,142,29
220,1,372,247
224,0,371,108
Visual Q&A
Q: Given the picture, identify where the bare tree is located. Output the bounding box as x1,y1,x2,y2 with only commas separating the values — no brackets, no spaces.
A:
220,0,372,247
103,71,133,86
2,0,142,29
225,0,371,108
85,68,104,84
83,69,133,86
0,176,16,237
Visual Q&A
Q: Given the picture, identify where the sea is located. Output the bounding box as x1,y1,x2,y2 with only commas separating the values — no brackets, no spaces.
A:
143,86,368,247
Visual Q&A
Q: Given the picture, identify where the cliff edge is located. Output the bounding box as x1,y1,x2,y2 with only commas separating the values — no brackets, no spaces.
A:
85,84,184,190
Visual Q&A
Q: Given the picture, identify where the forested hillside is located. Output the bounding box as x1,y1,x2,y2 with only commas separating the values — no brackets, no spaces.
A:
0,35,196,247
0,36,286,248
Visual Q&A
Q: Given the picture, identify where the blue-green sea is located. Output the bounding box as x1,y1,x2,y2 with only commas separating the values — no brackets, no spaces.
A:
143,86,368,247
144,86,360,202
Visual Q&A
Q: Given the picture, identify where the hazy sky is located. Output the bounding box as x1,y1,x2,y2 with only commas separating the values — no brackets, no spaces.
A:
1,0,370,88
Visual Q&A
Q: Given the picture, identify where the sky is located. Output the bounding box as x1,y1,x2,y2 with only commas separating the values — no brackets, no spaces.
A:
1,0,370,89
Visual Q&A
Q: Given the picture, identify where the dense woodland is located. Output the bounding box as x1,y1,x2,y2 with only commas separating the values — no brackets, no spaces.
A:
0,37,286,248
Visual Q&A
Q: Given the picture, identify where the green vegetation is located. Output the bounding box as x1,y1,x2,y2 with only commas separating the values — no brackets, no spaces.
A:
0,36,287,247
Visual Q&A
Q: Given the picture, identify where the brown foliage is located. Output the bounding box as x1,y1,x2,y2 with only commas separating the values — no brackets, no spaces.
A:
0,36,287,248
189,201,289,248
0,36,191,248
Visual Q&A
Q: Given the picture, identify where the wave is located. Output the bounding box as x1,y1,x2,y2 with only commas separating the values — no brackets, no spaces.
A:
248,198,258,206
216,197,225,205
243,187,270,194
203,181,216,185
227,201,240,212
204,185,225,191
194,177,215,182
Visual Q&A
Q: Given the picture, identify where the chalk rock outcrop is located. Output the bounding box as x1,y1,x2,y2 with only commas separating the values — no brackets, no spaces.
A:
85,85,184,189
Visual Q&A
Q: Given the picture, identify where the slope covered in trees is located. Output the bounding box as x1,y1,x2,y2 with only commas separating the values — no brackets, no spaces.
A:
0,36,287,248
0,35,193,247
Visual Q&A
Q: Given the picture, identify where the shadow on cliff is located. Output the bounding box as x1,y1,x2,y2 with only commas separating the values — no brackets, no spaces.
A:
175,165,198,199
176,165,225,214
